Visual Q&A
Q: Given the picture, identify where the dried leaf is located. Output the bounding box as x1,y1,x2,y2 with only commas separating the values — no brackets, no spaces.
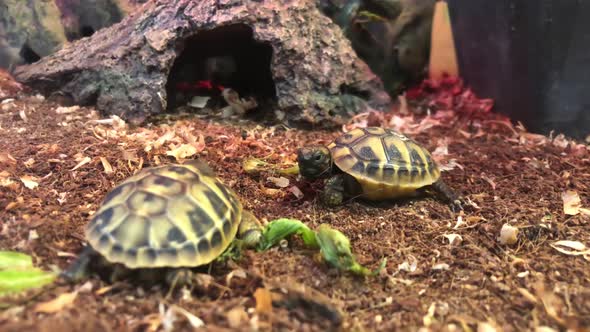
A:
453,215,465,229
1,99,15,110
442,234,462,246
188,134,206,153
122,149,139,162
431,145,448,159
109,115,127,129
158,303,176,332
267,176,289,188
141,312,164,332
28,230,39,241
465,215,484,224
422,302,437,327
71,156,92,171
477,322,498,332
498,224,519,245
550,240,590,259
55,106,80,114
0,152,17,165
151,131,176,151
226,306,248,328
553,240,586,251
100,157,113,174
171,305,204,329
34,290,78,313
78,281,94,293
552,134,569,149
19,109,28,122
438,159,463,172
56,251,77,258
561,190,581,216
262,187,283,198
398,255,418,272
222,88,258,115
225,269,246,286
535,327,557,332
534,280,566,326
166,144,198,160
20,175,39,189
23,158,35,168
5,201,18,211
516,287,538,304
187,96,210,109
57,192,67,205
0,176,18,190
95,285,115,296
254,287,273,314
388,114,412,132
480,173,496,190
288,186,304,199
431,263,450,271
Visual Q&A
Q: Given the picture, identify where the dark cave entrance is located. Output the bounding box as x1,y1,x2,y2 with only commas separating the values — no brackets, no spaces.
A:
165,24,276,116
19,43,41,64
80,26,96,37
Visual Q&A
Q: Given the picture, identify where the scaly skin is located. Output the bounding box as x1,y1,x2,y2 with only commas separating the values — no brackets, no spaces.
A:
321,174,346,206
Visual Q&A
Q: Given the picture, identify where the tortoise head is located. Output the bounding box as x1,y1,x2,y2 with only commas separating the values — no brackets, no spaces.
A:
297,146,332,179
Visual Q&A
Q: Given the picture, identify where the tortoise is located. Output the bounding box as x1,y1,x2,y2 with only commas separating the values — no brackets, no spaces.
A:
297,127,461,209
62,160,262,286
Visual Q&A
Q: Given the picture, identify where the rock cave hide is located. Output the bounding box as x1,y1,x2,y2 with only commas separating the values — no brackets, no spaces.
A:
13,0,391,127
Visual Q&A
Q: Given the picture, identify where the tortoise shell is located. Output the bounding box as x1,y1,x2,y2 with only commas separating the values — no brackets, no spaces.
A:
327,127,440,200
85,161,242,269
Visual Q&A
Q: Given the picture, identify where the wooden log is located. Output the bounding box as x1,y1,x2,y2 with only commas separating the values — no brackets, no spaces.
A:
13,0,391,127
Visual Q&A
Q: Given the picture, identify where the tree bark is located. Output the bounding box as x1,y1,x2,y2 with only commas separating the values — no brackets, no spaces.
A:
13,0,390,127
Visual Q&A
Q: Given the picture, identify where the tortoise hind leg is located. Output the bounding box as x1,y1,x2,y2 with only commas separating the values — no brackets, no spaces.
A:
431,179,463,212
164,268,195,299
61,245,96,282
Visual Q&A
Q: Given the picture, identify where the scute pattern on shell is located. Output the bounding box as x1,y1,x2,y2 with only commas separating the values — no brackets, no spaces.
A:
328,127,441,200
85,161,242,269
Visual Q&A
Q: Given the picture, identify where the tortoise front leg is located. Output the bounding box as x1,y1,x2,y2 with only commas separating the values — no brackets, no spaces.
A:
61,245,95,282
321,174,346,206
238,210,263,248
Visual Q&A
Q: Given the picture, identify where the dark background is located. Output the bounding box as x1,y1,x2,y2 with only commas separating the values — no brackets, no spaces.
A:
448,0,590,139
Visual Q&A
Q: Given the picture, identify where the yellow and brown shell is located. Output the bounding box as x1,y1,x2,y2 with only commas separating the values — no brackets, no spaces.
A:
327,127,441,200
85,161,242,269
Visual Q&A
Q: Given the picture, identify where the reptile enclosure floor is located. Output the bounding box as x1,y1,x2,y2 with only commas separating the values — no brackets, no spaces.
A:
0,89,589,331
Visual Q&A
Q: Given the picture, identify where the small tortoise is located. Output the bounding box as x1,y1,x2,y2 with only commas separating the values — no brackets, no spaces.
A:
297,127,461,208
63,160,262,286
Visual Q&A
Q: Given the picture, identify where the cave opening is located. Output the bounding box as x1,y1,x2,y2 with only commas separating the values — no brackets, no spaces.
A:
19,43,41,64
80,26,96,37
166,24,276,118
